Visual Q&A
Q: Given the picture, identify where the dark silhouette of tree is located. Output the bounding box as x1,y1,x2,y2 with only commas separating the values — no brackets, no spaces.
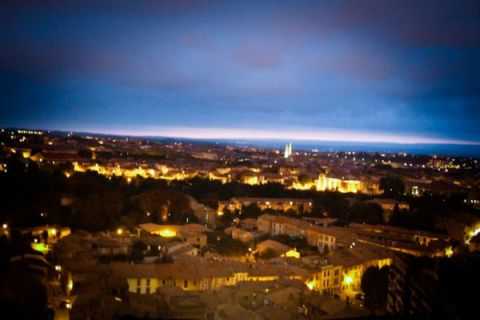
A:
241,203,262,219
361,266,389,314
131,240,147,263
349,202,384,224
259,248,278,259
380,176,405,198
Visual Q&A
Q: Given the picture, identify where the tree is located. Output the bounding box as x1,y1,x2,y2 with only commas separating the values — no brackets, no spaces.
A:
259,248,278,259
130,240,147,262
380,176,405,198
298,174,314,185
349,203,384,224
361,266,389,314
241,203,262,219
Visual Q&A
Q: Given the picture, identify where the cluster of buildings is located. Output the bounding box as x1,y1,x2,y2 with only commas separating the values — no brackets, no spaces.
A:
350,223,451,257
112,255,307,294
9,205,474,319
2,128,480,201
217,197,313,216
2,128,480,318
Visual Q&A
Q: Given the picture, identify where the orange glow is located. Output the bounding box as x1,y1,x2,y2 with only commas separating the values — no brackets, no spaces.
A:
305,280,315,290
285,249,301,259
159,229,176,238
343,274,353,286
445,246,454,257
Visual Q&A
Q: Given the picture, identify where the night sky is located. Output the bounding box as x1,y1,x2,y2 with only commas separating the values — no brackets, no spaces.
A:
1,0,479,145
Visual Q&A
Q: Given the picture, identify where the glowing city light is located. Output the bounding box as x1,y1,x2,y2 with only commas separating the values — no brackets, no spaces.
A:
285,249,301,259
305,280,315,290
159,229,176,238
31,242,49,254
465,224,480,245
343,274,354,286
445,246,454,258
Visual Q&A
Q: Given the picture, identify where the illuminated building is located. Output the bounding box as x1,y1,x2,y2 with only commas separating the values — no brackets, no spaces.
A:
137,223,208,248
305,245,392,298
284,143,293,159
257,214,356,253
28,225,71,244
112,255,307,294
218,197,313,216
22,149,32,159
315,173,364,193
240,173,260,185
305,225,356,253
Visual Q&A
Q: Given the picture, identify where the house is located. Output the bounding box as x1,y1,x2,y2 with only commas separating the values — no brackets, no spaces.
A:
305,244,392,297
305,226,356,253
111,256,309,294
93,238,130,257
137,223,207,248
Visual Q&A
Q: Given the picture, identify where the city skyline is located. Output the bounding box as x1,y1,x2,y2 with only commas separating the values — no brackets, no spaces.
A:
2,0,479,145
2,2,480,318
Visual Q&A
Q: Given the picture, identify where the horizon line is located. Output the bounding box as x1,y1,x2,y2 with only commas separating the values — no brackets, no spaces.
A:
23,126,480,146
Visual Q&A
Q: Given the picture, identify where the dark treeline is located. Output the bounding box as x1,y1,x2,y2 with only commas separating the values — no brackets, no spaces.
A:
0,155,476,233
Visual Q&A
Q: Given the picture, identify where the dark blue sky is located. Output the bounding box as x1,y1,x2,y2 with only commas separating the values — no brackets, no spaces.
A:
1,0,479,144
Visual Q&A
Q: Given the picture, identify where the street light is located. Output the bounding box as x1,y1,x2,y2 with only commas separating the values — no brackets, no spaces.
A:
343,274,353,286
